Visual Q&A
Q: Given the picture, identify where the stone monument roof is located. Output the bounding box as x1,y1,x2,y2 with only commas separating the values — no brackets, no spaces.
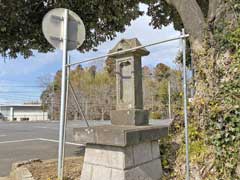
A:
108,38,150,56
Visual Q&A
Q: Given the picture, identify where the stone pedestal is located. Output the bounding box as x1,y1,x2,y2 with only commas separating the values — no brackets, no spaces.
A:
74,125,168,180
81,141,162,180
111,110,149,126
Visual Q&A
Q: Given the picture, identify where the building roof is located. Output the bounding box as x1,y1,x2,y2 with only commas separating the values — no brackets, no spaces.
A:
0,104,42,107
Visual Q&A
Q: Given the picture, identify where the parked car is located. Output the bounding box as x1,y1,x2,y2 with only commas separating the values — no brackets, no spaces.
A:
0,113,5,120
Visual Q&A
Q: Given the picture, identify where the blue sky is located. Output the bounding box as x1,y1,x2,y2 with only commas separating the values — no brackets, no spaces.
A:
0,4,181,104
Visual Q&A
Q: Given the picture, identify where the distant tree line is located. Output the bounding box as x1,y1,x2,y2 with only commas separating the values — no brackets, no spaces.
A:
41,62,183,121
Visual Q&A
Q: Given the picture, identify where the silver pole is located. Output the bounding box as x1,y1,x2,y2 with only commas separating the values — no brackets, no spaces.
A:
60,54,70,177
65,56,70,121
52,80,55,120
182,29,190,180
69,82,90,127
168,81,172,120
58,9,68,180
190,48,195,97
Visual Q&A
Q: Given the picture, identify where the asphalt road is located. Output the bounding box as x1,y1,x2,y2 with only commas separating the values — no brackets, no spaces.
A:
0,119,170,176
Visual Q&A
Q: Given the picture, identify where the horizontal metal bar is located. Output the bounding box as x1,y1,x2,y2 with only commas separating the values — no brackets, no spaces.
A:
67,34,189,67
50,36,80,45
51,15,81,24
50,36,63,42
51,15,64,21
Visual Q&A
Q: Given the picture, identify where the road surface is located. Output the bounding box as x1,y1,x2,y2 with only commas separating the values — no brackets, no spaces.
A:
0,119,171,176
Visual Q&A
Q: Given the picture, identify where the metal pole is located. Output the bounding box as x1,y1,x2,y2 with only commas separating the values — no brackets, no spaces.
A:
85,99,88,120
67,34,189,67
182,29,190,180
168,81,172,120
151,95,154,110
65,56,70,122
59,54,70,178
57,9,68,180
52,80,55,120
190,48,195,97
69,82,90,127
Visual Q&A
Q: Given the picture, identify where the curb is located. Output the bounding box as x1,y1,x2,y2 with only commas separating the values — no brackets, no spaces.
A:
11,167,34,180
10,159,41,180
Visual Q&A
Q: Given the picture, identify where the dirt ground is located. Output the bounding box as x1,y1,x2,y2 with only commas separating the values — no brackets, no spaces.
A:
27,157,84,180
0,177,10,180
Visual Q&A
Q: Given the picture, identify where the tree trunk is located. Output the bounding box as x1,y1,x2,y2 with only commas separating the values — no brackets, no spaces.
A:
208,0,222,21
162,1,239,179
166,0,207,50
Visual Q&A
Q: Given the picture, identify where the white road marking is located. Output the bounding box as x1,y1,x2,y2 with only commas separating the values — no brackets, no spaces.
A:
38,138,84,146
34,126,58,130
0,138,84,147
0,135,6,137
0,138,39,144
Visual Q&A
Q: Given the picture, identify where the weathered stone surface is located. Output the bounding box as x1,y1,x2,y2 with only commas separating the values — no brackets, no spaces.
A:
109,38,149,109
111,109,149,126
92,165,111,180
151,141,160,159
10,167,34,180
80,163,93,180
76,38,167,180
124,158,162,180
108,38,150,57
80,141,162,180
114,56,144,111
74,125,168,147
12,159,42,169
133,142,152,165
84,144,134,169
111,169,125,180
106,38,151,126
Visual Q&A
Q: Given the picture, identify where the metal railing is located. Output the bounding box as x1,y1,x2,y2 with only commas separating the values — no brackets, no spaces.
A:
59,31,190,180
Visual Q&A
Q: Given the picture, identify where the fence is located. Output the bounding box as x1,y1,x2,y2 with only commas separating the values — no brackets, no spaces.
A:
55,31,190,180
48,36,189,122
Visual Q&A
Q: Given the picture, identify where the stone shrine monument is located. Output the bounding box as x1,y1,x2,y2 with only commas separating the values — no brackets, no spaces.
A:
74,38,168,180
110,39,149,126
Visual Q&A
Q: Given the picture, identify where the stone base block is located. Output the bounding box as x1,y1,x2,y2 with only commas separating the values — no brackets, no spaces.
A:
111,109,149,126
80,141,162,180
74,125,168,147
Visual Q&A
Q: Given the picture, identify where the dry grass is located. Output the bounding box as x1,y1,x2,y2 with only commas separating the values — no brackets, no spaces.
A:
27,157,84,180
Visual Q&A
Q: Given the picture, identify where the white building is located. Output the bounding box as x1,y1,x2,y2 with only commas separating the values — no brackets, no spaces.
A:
0,104,49,121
